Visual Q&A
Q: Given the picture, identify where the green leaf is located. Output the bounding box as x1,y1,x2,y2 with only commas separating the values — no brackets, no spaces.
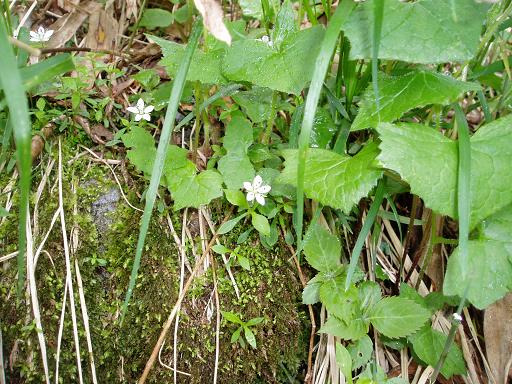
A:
303,224,341,272
319,316,368,341
122,126,161,177
271,0,297,49
480,203,512,242
170,169,224,210
224,189,249,208
212,244,230,254
237,255,251,270
139,8,174,29
369,297,430,338
231,327,242,343
347,335,373,370
351,71,480,131
19,54,75,91
443,240,512,309
218,113,255,189
410,326,466,378
311,108,337,148
222,25,325,94
218,213,247,235
342,0,489,64
221,311,243,324
278,142,383,213
335,343,353,380
244,326,257,349
320,278,359,321
251,212,270,236
377,116,512,228
302,274,322,305
232,87,289,124
151,35,227,85
245,317,264,327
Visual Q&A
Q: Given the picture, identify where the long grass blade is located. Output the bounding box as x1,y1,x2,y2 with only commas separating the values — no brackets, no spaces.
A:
345,179,384,290
431,103,472,383
371,0,384,110
295,0,356,257
0,17,32,296
121,19,204,321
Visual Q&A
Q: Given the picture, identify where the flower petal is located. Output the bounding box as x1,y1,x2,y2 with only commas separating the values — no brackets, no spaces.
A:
142,113,151,121
144,105,154,113
136,98,145,112
253,175,262,188
43,30,54,41
134,114,142,122
126,106,139,114
38,26,46,34
255,193,266,205
258,185,271,194
243,181,253,191
29,31,38,39
246,192,255,202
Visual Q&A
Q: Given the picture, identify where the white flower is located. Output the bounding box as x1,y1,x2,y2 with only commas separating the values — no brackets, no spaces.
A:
127,98,154,122
453,313,463,322
29,26,54,42
243,175,271,205
257,35,274,48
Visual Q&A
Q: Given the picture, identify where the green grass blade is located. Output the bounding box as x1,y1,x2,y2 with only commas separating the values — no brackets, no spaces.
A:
477,89,492,122
296,0,356,257
372,0,384,110
0,18,32,297
345,179,384,291
20,53,75,91
121,19,204,321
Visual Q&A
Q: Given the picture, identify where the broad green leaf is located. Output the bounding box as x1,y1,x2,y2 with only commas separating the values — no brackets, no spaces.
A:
311,108,337,148
302,274,322,305
139,8,174,29
335,343,353,380
342,0,489,64
303,224,341,272
358,281,381,313
244,326,257,349
278,142,382,213
221,311,243,324
271,0,296,49
151,35,226,84
369,297,430,338
238,0,264,19
480,203,512,242
222,26,325,94
169,169,224,210
319,316,368,341
218,213,247,234
443,240,512,309
224,189,249,208
351,71,480,131
251,212,270,236
212,244,230,254
232,87,290,124
377,116,512,228
231,327,242,343
237,255,251,270
320,278,359,321
410,326,466,378
218,113,255,189
122,127,162,177
347,335,373,370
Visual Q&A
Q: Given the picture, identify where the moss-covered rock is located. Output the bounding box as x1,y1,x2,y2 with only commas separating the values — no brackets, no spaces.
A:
0,149,309,383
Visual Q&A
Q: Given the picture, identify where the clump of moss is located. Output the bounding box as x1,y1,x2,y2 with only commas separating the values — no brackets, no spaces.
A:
1,148,309,383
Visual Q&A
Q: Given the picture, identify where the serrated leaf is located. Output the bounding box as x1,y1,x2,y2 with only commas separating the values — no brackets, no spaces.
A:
342,0,489,64
335,343,352,380
218,113,255,189
347,335,373,370
443,240,512,309
377,116,512,228
251,212,270,236
302,275,322,305
278,142,382,213
410,326,466,378
303,224,341,272
319,316,368,341
244,326,257,349
320,278,359,321
222,26,324,94
352,71,480,131
151,35,226,84
369,297,430,338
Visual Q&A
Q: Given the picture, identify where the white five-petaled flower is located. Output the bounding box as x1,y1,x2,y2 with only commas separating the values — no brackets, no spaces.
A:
243,175,271,205
453,313,463,322
127,98,154,122
29,26,54,42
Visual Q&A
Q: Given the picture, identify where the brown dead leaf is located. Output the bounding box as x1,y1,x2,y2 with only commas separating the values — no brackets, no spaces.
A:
193,0,231,45
31,122,55,161
58,0,80,12
47,0,101,48
484,293,512,384
86,7,118,50
125,0,138,19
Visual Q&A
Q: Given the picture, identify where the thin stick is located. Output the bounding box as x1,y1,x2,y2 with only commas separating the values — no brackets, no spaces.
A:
138,208,233,384
0,319,4,384
39,46,130,58
8,36,41,56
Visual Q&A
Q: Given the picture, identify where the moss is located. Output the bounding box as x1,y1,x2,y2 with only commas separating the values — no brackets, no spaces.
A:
0,144,309,383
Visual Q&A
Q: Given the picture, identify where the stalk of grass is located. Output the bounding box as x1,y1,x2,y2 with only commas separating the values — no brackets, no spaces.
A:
0,17,32,297
430,103,471,383
345,179,384,290
371,0,384,110
121,19,204,320
295,0,356,258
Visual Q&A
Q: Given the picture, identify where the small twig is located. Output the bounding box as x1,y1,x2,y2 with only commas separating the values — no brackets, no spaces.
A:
39,46,130,58
8,36,41,56
138,208,234,383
